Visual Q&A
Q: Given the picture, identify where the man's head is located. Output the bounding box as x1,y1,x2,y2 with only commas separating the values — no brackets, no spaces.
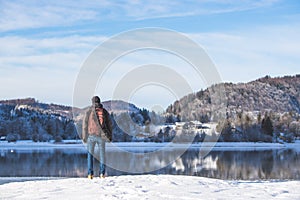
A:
92,96,101,106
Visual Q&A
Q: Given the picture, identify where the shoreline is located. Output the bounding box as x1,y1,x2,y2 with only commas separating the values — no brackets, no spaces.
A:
1,140,299,151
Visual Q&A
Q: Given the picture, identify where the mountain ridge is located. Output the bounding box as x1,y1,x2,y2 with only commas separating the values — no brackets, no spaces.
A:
166,74,300,121
0,98,141,117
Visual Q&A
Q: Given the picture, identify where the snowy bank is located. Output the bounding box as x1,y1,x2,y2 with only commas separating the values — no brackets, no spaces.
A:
0,175,299,200
1,140,300,151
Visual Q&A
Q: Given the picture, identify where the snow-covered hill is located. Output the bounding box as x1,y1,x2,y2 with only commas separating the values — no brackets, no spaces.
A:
0,98,156,142
167,75,300,118
166,75,300,142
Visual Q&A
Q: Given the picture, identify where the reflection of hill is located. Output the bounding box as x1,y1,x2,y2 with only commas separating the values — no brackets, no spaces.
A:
212,150,300,180
1,149,299,179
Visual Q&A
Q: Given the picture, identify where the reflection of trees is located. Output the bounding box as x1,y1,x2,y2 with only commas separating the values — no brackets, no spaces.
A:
0,149,86,177
214,151,271,179
213,150,300,180
261,153,274,178
1,149,300,179
106,150,187,174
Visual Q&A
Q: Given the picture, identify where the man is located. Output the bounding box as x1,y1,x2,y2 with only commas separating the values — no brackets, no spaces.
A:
82,96,112,179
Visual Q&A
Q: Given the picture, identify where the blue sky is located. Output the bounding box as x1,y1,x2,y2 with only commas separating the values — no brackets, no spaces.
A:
0,0,299,109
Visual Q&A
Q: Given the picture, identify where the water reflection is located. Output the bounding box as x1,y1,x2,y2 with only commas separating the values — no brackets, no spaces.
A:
0,149,86,177
0,148,299,180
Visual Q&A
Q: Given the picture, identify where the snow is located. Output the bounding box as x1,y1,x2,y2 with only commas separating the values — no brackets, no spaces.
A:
1,140,300,152
0,175,299,199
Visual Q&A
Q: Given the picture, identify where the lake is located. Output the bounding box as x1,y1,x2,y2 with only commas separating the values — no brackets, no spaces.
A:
0,146,299,180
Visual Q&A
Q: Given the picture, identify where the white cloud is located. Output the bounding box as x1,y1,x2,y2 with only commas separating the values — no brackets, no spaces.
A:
0,35,106,66
0,0,282,31
0,35,107,105
0,65,76,105
0,1,100,32
94,50,205,109
120,0,282,20
188,23,300,83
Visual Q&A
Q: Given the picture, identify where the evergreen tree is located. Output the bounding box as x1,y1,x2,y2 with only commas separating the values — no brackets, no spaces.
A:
257,112,262,125
140,108,150,124
64,121,77,139
262,116,274,136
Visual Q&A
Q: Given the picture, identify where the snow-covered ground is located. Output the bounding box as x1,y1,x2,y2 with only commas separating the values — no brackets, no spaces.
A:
0,175,299,199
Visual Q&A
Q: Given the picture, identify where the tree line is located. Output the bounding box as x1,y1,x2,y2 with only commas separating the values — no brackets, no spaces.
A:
0,104,77,142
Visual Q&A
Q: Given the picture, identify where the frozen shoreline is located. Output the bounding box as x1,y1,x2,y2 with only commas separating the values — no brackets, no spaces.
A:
0,175,299,199
0,140,300,151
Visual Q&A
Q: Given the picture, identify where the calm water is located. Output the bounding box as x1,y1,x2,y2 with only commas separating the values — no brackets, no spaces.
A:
0,147,299,180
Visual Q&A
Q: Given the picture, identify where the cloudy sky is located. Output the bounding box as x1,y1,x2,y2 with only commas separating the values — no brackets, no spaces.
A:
0,0,299,109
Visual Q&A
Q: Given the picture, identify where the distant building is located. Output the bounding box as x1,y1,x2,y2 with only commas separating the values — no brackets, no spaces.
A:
175,122,186,130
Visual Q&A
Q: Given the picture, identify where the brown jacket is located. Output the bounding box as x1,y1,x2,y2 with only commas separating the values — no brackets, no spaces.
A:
82,105,112,142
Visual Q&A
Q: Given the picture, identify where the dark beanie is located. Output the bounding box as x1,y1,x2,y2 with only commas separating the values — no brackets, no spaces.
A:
92,96,101,104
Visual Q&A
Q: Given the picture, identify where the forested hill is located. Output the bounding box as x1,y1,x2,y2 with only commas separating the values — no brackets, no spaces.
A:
0,98,74,118
0,98,79,142
0,98,141,118
0,98,154,142
166,75,300,122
